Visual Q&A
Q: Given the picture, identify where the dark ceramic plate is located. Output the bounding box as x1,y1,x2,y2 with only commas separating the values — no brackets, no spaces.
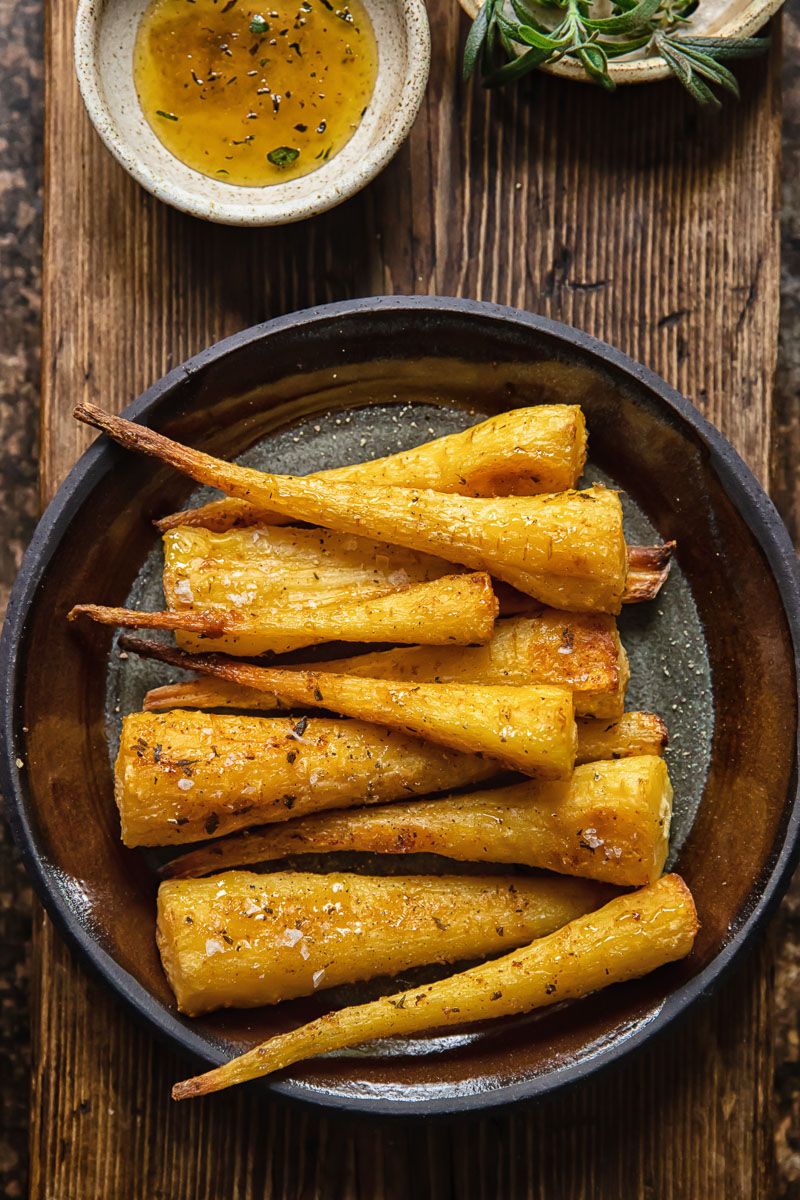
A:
2,296,799,1116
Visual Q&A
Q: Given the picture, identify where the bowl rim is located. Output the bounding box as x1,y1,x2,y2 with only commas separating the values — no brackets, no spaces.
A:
2,294,799,1116
73,0,431,226
455,0,780,84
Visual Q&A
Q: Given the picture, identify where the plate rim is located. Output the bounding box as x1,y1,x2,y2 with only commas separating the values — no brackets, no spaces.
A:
2,294,799,1116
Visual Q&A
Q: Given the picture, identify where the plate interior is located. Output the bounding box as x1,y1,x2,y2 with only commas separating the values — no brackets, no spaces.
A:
104,397,712,1089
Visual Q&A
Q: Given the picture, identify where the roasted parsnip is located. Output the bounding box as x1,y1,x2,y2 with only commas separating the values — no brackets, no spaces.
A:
171,874,698,1098
144,677,293,714
118,704,665,847
162,755,672,887
70,572,499,657
576,712,668,762
162,523,461,614
73,404,626,613
112,638,578,778
115,711,499,846
143,611,629,718
157,869,611,1016
155,405,588,532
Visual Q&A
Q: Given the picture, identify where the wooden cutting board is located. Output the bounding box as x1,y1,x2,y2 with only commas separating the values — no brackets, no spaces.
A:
34,0,782,1192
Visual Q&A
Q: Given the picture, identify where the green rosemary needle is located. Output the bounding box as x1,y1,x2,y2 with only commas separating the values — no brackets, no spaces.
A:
462,0,769,107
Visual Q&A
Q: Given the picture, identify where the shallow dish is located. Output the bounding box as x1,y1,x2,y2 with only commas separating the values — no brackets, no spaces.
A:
74,0,430,226
2,296,799,1115
457,0,780,86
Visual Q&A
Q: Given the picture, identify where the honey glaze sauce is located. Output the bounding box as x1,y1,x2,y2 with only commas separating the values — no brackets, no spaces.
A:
134,0,379,186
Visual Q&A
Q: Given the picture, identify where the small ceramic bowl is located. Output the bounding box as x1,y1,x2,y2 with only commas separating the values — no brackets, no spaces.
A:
74,0,430,225
457,0,780,86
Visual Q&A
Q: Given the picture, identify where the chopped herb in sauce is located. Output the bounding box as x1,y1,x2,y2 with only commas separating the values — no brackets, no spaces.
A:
268,145,299,165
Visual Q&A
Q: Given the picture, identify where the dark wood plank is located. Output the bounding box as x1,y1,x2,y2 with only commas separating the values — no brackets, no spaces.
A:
41,1,781,499
35,0,783,1191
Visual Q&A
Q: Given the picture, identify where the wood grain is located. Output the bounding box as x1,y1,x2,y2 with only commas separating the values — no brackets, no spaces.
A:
36,0,782,1191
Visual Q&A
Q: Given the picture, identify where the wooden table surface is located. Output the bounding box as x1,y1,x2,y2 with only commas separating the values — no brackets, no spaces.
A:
36,0,783,1193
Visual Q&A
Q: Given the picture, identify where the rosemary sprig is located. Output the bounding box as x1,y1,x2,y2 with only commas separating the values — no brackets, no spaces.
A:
462,0,769,107
653,33,768,106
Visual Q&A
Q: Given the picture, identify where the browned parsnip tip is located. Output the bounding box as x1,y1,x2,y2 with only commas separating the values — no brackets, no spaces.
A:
576,711,668,763
154,499,255,533
69,603,225,633
117,634,203,670
74,402,212,478
623,542,675,603
74,402,145,443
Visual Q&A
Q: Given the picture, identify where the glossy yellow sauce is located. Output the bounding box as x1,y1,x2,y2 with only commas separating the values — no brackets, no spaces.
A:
134,0,378,186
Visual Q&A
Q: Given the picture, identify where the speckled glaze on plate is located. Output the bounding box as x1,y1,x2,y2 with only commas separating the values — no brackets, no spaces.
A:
73,0,430,225
1,297,799,1116
457,0,781,86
